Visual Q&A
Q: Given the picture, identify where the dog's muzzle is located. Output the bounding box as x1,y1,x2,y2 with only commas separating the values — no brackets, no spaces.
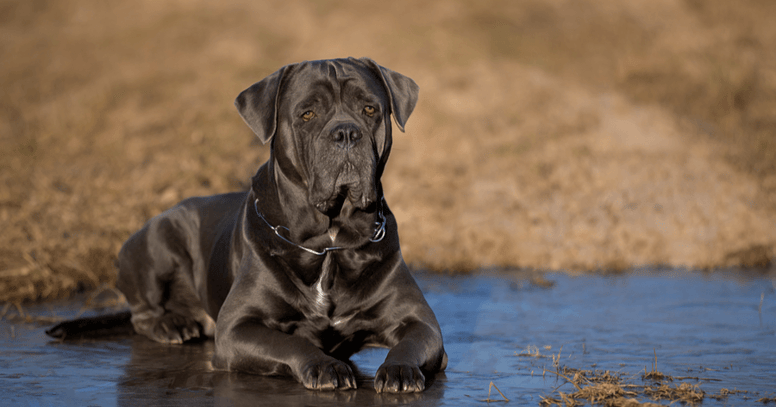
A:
309,122,378,214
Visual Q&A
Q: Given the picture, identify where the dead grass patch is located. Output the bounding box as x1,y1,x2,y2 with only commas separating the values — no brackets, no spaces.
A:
540,351,711,406
541,365,705,407
643,382,704,405
2,0,776,301
538,350,771,407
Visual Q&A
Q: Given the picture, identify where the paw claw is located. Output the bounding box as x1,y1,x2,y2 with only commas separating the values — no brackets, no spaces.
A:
301,358,357,391
374,363,425,393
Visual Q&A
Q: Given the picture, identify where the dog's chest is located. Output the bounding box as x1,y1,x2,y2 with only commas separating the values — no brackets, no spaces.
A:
279,249,379,353
293,276,359,351
305,253,355,326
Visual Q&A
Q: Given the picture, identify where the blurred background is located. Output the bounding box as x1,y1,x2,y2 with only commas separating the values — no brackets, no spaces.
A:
1,0,775,302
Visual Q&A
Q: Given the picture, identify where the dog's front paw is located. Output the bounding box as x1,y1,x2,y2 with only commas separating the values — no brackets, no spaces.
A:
374,362,425,393
300,358,357,391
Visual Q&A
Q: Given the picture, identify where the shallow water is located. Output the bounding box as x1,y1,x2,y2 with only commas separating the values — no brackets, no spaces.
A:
1,269,774,406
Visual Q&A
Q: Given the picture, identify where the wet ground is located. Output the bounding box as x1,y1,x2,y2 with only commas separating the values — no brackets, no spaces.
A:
1,269,774,406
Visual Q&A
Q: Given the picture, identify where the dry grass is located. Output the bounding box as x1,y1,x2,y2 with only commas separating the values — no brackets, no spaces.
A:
2,0,776,301
537,347,771,406
541,365,706,406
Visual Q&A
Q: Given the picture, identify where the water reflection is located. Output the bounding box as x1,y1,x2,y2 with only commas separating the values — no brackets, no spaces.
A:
0,269,774,405
114,336,446,406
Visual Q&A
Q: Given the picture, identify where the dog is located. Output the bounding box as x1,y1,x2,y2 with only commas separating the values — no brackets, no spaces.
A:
113,57,447,392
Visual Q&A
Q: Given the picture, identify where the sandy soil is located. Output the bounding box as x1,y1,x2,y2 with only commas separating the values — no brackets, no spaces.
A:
1,0,775,301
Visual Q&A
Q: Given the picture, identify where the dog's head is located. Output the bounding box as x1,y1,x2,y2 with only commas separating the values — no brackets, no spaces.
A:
235,57,418,215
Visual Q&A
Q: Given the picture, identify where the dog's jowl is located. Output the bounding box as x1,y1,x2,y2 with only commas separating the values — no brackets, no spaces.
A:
114,58,447,392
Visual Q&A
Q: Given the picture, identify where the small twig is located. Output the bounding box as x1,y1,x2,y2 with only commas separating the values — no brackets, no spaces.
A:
673,376,722,382
0,303,10,319
543,369,583,391
552,345,563,371
482,381,509,402
14,303,26,319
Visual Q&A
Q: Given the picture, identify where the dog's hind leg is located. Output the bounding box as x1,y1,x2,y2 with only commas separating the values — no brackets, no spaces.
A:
127,272,215,344
116,214,215,344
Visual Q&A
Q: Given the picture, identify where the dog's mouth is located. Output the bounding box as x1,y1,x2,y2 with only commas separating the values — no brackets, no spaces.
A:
313,186,374,216
310,161,377,215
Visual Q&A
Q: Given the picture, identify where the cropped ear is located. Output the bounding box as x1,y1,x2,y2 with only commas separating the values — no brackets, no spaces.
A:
359,57,419,132
234,65,292,144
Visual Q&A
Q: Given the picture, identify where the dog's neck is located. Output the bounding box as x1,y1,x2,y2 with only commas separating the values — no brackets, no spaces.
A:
251,158,385,255
252,197,386,256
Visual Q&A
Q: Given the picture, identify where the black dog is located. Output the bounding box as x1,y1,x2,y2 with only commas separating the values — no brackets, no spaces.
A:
113,58,446,392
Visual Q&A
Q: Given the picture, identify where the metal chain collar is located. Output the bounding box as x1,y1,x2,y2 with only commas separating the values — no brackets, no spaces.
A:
253,198,386,256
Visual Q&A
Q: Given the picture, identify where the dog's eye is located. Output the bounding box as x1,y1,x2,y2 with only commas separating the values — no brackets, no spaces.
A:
363,106,375,117
301,111,316,121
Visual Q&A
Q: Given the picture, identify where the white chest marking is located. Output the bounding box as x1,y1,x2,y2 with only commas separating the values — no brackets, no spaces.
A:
313,277,328,312
328,226,339,244
332,312,357,326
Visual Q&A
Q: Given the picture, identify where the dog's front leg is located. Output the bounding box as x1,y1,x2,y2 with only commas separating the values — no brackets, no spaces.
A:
374,320,447,393
213,318,357,391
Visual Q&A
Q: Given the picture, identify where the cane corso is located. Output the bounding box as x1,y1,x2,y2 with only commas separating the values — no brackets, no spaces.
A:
114,57,447,392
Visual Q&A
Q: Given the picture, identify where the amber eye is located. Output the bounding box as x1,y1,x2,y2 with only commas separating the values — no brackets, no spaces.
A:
363,106,376,116
301,111,316,121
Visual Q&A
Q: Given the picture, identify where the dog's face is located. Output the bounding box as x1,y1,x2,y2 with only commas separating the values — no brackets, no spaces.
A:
235,58,418,216
281,60,389,213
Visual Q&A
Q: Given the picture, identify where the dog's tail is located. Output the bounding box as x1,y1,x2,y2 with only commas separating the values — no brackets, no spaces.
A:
45,311,135,340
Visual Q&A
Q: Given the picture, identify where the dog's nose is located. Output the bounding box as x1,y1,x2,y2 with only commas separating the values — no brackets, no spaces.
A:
331,123,362,149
